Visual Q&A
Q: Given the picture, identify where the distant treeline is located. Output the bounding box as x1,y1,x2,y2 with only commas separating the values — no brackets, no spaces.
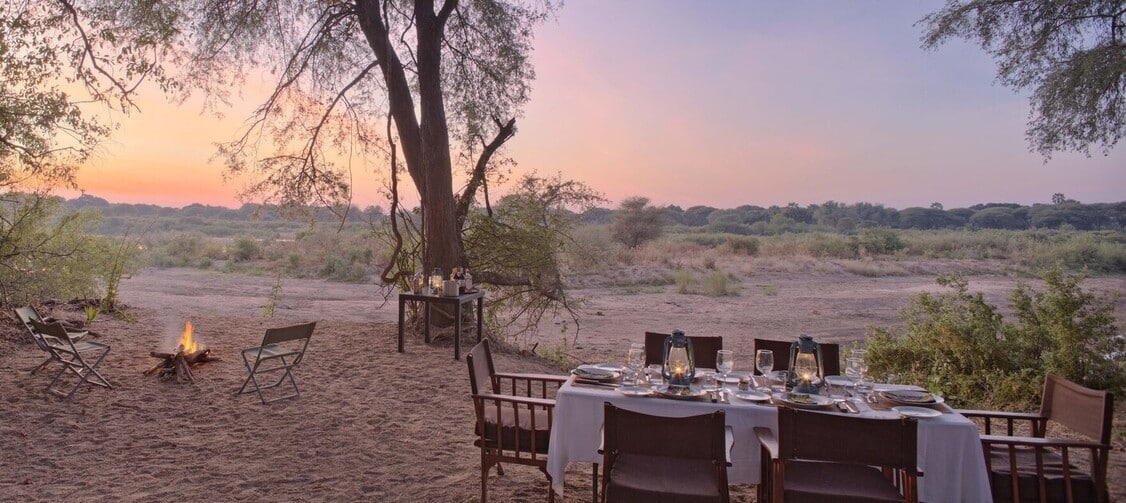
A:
66,194,1125,236
583,200,1126,234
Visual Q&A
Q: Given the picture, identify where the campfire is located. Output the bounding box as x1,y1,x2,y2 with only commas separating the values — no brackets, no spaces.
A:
145,321,218,382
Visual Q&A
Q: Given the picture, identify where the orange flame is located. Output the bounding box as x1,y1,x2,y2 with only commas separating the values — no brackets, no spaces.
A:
179,321,198,354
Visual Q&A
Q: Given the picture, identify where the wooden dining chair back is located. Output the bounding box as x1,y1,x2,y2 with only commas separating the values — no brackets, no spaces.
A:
466,340,566,503
960,373,1113,503
752,338,841,376
29,319,112,398
237,321,315,404
643,331,723,369
755,407,920,503
600,402,729,503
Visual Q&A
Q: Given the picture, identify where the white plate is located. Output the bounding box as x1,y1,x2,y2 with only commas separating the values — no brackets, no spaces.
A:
892,406,942,418
655,385,707,400
824,375,854,387
733,390,771,402
616,385,653,397
594,363,627,372
879,390,944,406
773,392,834,409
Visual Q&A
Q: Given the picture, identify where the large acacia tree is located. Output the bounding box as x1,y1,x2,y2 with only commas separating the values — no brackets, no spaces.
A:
920,0,1125,158
6,0,571,292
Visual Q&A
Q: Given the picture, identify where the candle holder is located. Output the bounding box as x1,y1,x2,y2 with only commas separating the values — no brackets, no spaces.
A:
661,329,695,389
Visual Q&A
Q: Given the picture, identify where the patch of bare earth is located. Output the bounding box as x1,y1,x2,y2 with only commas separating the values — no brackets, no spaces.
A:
1,266,1122,501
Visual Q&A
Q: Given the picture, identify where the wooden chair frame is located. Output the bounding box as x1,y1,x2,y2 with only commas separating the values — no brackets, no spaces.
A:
467,340,566,503
958,374,1113,503
643,331,723,369
752,338,841,377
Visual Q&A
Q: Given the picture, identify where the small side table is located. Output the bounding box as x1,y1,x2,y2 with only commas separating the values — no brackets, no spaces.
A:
397,290,485,360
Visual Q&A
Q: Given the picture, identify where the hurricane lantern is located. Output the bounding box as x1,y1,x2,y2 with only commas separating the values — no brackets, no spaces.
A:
662,329,695,388
788,334,823,394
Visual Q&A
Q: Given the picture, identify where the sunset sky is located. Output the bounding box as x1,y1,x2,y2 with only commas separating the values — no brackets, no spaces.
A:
75,1,1125,210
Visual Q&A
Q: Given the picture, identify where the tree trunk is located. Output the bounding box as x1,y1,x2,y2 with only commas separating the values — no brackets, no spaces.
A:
356,0,463,276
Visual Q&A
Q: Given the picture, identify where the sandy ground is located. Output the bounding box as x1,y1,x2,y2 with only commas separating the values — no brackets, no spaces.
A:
1,266,1123,501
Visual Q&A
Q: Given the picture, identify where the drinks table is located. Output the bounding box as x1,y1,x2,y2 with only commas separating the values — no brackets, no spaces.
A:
396,290,484,360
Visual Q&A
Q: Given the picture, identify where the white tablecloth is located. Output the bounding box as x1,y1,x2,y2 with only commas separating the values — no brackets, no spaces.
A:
547,381,993,503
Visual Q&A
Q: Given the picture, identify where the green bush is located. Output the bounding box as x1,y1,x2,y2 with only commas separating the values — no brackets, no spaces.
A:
866,271,1123,409
702,271,735,297
231,237,262,262
725,236,760,256
853,227,905,255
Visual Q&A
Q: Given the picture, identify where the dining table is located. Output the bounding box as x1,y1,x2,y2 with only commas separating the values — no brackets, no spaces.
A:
546,376,994,503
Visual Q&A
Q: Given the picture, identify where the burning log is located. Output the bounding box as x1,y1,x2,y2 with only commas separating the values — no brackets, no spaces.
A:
145,346,218,382
145,322,217,382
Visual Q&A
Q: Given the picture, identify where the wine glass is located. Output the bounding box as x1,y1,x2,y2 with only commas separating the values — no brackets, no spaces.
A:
755,349,774,390
626,347,644,386
716,350,734,388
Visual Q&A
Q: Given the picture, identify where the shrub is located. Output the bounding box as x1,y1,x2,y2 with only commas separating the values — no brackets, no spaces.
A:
231,237,262,262
866,271,1123,409
853,227,905,255
612,197,665,248
673,270,695,294
702,271,734,297
725,236,760,256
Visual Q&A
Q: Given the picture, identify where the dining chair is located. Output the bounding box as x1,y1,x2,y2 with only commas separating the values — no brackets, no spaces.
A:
755,406,920,503
467,339,567,503
643,331,723,369
958,374,1113,503
29,319,112,398
752,338,841,376
237,321,316,404
600,402,729,503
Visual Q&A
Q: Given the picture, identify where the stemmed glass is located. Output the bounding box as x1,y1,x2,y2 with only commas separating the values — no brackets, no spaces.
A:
626,347,645,386
716,350,734,389
755,349,774,391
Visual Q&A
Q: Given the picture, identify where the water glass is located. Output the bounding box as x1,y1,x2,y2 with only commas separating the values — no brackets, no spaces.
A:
716,350,734,384
646,364,663,387
845,357,865,386
625,347,645,386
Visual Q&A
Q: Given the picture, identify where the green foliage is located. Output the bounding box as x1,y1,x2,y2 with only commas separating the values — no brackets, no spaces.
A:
920,0,1125,157
853,227,905,255
867,271,1123,409
612,196,666,248
0,193,107,303
702,271,735,297
231,237,262,262
724,236,760,255
84,305,99,323
673,270,695,294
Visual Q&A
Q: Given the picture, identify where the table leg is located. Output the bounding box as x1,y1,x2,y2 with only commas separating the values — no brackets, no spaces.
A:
454,300,463,360
476,297,484,343
424,301,431,343
397,297,406,353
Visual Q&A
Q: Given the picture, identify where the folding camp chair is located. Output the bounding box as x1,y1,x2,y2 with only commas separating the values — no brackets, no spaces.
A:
29,319,112,398
14,306,90,374
237,322,316,404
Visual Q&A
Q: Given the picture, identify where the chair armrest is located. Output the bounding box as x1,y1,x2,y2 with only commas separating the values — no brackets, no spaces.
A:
980,435,1110,451
494,372,568,384
493,372,567,399
958,409,1044,421
473,392,556,409
958,409,1047,437
754,427,778,459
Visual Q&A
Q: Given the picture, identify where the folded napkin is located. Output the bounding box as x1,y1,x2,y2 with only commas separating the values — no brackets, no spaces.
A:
572,365,616,380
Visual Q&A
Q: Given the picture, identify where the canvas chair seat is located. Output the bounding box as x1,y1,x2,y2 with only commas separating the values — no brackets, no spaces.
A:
604,452,726,503
475,406,552,454
783,461,908,503
238,322,316,404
